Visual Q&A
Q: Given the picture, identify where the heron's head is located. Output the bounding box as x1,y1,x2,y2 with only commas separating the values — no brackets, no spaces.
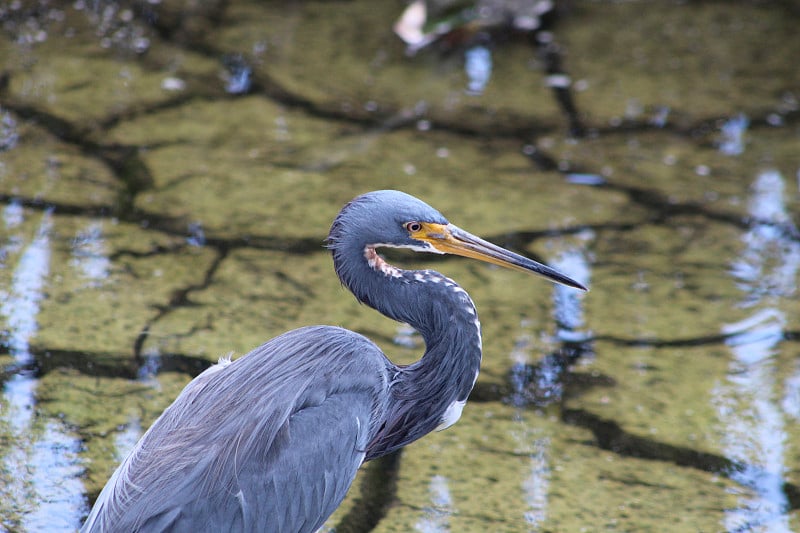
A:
328,190,449,253
328,190,587,291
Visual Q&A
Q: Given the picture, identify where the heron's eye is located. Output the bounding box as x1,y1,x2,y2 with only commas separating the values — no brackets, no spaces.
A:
405,221,422,233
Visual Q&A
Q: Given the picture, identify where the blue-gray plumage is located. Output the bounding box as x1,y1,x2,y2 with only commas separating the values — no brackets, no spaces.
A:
81,190,586,532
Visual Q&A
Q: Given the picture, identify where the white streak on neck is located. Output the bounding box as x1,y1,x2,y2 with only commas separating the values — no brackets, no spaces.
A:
435,399,467,431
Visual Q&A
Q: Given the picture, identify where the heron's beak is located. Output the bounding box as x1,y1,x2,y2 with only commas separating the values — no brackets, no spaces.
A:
412,223,587,291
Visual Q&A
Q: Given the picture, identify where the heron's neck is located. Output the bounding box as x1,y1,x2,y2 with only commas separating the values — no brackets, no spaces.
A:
334,245,483,458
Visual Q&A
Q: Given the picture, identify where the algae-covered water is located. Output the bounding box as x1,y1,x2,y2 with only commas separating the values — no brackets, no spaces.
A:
1,0,799,531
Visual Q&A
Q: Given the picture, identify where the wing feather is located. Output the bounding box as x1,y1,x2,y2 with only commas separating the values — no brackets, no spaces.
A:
82,326,390,533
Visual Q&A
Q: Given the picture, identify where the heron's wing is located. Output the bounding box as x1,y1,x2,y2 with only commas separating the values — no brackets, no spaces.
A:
233,390,372,532
82,326,390,533
132,392,372,533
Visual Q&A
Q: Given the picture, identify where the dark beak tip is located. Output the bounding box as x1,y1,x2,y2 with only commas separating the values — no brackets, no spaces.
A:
564,280,588,291
573,279,589,291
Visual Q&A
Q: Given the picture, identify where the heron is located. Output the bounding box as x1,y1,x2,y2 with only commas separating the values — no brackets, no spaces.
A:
81,190,586,532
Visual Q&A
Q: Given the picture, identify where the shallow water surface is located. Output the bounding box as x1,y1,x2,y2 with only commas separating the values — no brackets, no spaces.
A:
1,1,799,531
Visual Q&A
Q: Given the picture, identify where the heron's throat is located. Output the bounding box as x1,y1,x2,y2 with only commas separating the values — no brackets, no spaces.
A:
364,246,403,279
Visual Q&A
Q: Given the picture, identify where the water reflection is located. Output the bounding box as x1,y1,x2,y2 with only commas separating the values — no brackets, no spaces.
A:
508,240,593,407
730,170,800,306
2,210,53,414
507,316,554,527
0,209,87,530
114,415,142,463
719,114,749,156
521,435,550,528
782,365,800,421
1,199,24,266
565,173,605,186
713,169,799,532
137,345,162,384
23,423,86,532
0,108,19,151
223,54,253,95
75,0,151,53
551,247,592,344
394,323,423,349
70,221,110,288
464,45,492,96
507,241,592,528
415,474,454,533
187,221,207,248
